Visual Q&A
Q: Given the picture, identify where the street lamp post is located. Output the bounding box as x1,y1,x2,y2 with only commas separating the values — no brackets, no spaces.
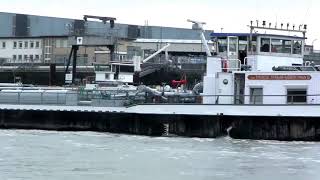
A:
312,39,318,52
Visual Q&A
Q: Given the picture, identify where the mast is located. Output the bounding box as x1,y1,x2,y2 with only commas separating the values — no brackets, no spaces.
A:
187,19,212,57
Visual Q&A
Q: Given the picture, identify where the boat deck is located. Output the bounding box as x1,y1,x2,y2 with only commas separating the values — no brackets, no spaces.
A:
0,103,319,117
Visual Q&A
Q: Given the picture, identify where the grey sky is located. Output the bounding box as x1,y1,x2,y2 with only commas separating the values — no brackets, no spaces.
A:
1,0,319,47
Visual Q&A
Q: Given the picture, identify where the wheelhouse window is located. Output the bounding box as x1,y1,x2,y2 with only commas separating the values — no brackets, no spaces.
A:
248,36,257,53
94,64,111,72
105,74,110,80
118,65,134,73
250,88,263,104
271,39,291,53
260,38,270,52
218,38,227,53
287,89,307,104
293,41,302,54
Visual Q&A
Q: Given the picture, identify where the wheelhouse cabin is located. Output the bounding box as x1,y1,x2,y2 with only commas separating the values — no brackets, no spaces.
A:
203,33,320,105
94,63,135,84
210,33,305,71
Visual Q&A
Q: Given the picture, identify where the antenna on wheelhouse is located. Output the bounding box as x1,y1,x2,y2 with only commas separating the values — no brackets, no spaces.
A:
187,19,212,57
249,20,307,33
248,20,307,53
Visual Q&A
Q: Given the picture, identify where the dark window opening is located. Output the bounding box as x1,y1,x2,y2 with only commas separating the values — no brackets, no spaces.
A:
260,38,270,52
287,89,307,104
250,88,263,104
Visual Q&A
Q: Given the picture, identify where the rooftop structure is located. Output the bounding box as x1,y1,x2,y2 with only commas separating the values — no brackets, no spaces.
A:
0,12,213,66
0,12,211,40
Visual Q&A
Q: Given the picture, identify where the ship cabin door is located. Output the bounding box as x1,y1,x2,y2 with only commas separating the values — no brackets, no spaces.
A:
234,73,245,104
227,36,239,60
227,36,239,71
217,36,239,58
238,36,248,65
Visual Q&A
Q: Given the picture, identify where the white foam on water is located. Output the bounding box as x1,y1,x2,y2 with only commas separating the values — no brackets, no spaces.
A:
168,156,180,160
191,137,215,142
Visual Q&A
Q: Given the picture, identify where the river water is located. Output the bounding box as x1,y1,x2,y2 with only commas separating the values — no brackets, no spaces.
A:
0,130,320,180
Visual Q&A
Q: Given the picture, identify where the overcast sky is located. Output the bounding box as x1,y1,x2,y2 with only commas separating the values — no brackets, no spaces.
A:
1,0,319,48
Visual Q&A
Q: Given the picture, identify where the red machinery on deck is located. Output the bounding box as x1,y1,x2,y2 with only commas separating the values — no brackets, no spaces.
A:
171,74,187,88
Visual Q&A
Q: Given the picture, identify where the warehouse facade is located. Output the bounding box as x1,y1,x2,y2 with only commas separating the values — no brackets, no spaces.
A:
0,12,212,65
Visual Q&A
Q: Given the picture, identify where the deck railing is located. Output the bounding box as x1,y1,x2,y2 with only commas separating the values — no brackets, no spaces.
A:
0,90,318,107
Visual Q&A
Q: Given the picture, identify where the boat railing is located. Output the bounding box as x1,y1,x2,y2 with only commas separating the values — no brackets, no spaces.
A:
131,93,320,105
0,90,318,107
222,59,242,72
244,56,256,70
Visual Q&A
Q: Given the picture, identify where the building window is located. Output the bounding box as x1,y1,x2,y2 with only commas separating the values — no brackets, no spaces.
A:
13,41,17,49
35,55,39,60
64,40,69,48
2,42,6,49
30,55,34,61
56,39,65,48
105,74,110,80
250,88,263,104
13,55,17,61
30,41,34,48
24,55,28,61
55,40,60,48
19,41,23,49
44,39,52,61
287,89,307,104
45,46,52,54
18,55,22,61
36,41,40,48
24,41,28,49
260,38,270,52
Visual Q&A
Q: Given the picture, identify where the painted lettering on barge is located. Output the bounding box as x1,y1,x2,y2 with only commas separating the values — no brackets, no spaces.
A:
247,75,312,80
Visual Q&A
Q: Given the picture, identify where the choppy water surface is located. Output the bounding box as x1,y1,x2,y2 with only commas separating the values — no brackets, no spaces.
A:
0,130,320,180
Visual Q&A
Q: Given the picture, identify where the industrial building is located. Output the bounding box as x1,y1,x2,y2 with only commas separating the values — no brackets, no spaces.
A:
0,12,213,66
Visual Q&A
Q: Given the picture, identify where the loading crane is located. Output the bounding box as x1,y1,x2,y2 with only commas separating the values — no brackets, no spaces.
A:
65,15,117,84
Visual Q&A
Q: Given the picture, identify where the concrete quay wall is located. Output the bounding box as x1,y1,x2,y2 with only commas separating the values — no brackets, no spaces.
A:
0,108,319,141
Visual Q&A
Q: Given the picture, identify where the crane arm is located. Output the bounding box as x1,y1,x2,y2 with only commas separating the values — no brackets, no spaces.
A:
142,43,171,63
